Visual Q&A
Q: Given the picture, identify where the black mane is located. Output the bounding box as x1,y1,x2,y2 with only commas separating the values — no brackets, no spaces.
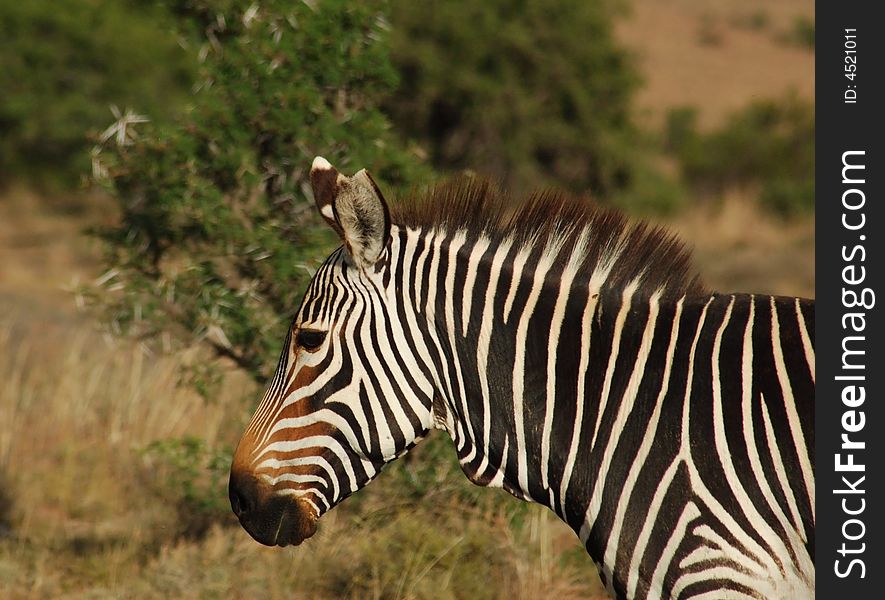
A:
392,177,706,300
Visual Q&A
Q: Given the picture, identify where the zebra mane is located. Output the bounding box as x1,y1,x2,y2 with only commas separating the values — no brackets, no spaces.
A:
391,177,707,300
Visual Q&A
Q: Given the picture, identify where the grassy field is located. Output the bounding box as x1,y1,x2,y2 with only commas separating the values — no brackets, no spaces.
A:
0,193,815,600
0,319,598,599
0,197,814,600
0,1,813,597
618,0,814,130
0,190,607,599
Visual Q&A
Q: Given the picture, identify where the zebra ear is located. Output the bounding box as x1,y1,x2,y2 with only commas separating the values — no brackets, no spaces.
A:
310,156,391,269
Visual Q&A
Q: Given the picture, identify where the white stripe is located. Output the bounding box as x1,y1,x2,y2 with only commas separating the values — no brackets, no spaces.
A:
488,434,509,488
360,268,428,446
502,242,535,324
794,298,815,382
690,524,762,574
443,231,477,456
511,236,566,495
277,488,324,516
612,296,683,594
588,281,638,451
271,473,326,485
474,238,514,477
379,233,436,427
259,435,358,493
421,231,460,437
712,297,795,571
760,397,815,595
685,591,758,600
624,466,697,598
678,296,713,455
413,229,434,316
353,274,414,448
257,455,340,502
461,236,491,337
398,229,447,424
622,458,683,599
540,229,589,495
557,249,615,516
769,296,815,517
594,289,659,575
646,501,701,600
680,298,781,578
671,564,773,599
741,299,810,562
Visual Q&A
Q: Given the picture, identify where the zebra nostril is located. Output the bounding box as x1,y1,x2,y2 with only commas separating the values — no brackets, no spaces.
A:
229,476,253,517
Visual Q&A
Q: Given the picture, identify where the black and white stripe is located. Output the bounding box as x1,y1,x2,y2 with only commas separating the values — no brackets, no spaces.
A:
231,159,814,599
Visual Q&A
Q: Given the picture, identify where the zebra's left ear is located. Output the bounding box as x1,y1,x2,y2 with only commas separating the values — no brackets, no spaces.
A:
310,156,391,269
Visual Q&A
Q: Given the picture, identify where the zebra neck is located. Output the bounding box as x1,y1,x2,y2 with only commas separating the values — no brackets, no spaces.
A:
408,225,675,531
395,221,816,598
430,285,687,600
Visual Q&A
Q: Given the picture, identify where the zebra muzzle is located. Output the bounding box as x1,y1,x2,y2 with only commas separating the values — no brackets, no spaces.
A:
228,471,318,547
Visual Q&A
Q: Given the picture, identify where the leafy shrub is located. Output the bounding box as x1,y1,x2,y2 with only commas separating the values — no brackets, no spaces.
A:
84,0,676,551
88,0,429,384
607,150,689,215
82,1,432,542
141,437,234,539
662,107,698,155
665,94,815,216
731,10,770,32
758,176,815,217
787,16,815,50
0,0,194,190
386,0,641,199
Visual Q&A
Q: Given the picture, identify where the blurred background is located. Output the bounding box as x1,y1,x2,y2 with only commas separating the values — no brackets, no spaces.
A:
0,0,813,598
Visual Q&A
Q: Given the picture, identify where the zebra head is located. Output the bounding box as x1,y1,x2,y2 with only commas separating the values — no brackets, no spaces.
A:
229,157,436,547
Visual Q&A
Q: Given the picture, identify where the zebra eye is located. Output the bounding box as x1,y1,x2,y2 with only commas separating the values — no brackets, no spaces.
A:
296,329,327,351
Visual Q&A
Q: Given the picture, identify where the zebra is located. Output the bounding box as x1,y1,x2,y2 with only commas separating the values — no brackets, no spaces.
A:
229,157,815,600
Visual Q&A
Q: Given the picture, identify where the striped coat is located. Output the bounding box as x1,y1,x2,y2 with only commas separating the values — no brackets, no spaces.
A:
229,158,814,599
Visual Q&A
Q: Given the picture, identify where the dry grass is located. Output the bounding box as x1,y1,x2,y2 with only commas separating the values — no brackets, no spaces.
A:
0,295,602,599
613,0,815,299
617,0,814,130
0,313,247,596
0,188,812,600
0,190,605,598
0,186,110,306
0,191,811,599
0,2,814,594
665,190,814,298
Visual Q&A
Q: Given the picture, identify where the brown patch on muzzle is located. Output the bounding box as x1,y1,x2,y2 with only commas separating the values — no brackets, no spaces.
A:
228,469,317,546
230,362,329,546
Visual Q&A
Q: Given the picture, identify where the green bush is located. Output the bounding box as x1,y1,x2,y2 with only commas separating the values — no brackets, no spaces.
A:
0,0,194,190
141,437,234,539
386,0,641,199
787,16,815,50
609,154,689,215
84,0,675,549
665,94,815,216
83,1,433,537
731,10,770,32
88,0,429,383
